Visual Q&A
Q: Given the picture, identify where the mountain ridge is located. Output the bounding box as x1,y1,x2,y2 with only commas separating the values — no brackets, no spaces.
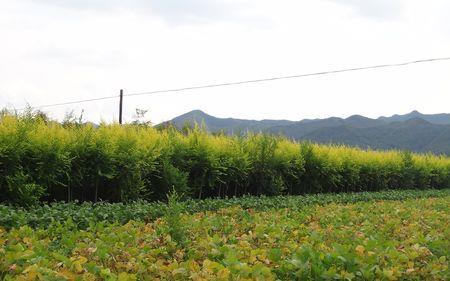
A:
162,110,450,155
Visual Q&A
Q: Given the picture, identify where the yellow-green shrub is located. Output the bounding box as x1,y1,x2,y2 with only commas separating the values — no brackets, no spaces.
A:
0,113,449,205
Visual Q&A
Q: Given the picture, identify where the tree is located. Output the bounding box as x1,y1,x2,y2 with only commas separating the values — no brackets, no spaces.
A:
131,108,152,127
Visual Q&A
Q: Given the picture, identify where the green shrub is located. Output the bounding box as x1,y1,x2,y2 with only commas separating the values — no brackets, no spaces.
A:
1,112,450,205
164,189,187,246
5,172,45,206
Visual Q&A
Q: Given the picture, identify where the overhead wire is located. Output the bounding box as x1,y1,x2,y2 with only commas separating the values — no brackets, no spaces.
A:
15,96,117,111
127,57,450,97
12,56,450,111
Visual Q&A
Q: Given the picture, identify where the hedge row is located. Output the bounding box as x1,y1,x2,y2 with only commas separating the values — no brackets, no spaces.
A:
1,112,450,205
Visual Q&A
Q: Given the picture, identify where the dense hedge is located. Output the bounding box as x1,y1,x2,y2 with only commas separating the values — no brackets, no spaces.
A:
1,113,450,205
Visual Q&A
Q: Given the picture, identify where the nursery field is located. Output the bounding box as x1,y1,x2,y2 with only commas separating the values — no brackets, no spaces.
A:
1,193,450,280
2,112,450,205
2,112,450,280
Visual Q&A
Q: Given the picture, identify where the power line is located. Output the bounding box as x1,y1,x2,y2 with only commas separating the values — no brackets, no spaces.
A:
15,95,117,111
13,56,450,111
127,57,450,97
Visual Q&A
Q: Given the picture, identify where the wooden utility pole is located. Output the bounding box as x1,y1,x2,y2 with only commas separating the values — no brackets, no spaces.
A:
119,89,123,124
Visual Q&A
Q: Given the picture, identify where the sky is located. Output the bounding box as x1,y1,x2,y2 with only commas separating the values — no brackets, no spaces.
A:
1,0,450,124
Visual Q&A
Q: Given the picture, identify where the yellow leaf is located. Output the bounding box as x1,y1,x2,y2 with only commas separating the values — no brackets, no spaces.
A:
73,261,83,273
406,268,414,274
23,237,32,244
355,245,365,255
22,264,38,274
216,268,230,280
77,256,88,264
172,268,187,276
118,272,137,281
57,269,77,280
383,269,397,281
188,260,201,272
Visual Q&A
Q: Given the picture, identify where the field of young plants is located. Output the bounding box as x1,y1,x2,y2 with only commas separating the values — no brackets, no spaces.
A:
1,112,450,205
1,112,450,279
1,191,450,280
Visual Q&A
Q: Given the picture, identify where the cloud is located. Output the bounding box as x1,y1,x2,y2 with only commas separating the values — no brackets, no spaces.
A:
26,47,124,68
330,0,403,19
4,0,449,123
27,0,241,23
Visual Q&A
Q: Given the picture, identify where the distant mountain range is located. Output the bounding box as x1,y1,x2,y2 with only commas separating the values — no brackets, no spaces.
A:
162,110,450,155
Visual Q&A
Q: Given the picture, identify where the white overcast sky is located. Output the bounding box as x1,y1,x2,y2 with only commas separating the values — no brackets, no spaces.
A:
1,0,450,123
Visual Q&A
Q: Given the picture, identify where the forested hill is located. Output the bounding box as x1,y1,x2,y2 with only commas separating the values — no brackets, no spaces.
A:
163,110,450,155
